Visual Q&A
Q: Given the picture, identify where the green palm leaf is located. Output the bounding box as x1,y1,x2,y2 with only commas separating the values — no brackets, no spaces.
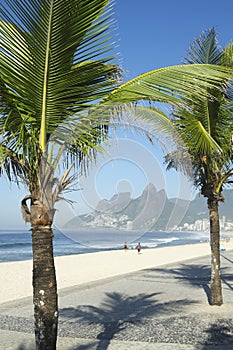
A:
0,144,27,182
103,64,233,106
184,28,223,64
1,0,119,152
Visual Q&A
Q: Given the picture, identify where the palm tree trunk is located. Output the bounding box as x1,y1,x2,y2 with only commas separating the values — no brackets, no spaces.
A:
208,197,223,305
32,225,58,349
25,192,58,350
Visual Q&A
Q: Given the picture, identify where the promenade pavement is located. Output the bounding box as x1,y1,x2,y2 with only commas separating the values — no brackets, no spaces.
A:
0,251,233,349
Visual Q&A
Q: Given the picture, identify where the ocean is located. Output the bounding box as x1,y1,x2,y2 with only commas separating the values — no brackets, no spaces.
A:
0,228,213,263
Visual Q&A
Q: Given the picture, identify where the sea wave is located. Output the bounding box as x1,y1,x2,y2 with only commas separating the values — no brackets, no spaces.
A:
0,229,211,263
0,242,32,250
140,237,179,248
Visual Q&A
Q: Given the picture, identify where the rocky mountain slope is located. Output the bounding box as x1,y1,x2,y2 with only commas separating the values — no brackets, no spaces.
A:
65,184,233,230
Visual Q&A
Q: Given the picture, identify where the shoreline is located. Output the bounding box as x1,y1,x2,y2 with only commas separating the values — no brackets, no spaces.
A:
0,239,233,305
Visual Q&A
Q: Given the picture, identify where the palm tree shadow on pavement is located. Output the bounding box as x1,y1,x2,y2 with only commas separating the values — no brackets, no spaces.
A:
200,322,233,349
60,291,194,350
150,262,233,305
62,342,98,350
16,341,97,350
16,340,98,350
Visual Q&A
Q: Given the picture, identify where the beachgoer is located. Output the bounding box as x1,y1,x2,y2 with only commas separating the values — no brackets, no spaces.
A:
137,242,141,254
124,242,128,251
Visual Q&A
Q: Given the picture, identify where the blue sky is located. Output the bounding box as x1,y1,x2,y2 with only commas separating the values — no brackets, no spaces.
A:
115,0,232,77
1,0,233,229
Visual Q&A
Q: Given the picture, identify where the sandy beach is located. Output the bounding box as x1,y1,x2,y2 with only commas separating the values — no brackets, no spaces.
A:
0,239,233,305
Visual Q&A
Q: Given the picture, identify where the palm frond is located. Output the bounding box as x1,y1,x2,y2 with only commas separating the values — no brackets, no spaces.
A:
52,164,76,205
1,0,119,153
184,28,223,64
0,143,28,182
102,64,233,107
221,42,233,67
178,114,222,154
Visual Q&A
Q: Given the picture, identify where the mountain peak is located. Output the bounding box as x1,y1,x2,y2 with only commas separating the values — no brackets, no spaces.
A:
142,183,157,194
96,191,131,213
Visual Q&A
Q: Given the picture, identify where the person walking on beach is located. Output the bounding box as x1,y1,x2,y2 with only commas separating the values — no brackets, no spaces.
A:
137,242,141,254
124,242,128,251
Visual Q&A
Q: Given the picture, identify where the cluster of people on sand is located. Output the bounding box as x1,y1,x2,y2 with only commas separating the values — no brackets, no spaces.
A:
124,242,141,254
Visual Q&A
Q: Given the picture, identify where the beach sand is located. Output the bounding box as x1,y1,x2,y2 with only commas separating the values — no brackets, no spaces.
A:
1,239,233,304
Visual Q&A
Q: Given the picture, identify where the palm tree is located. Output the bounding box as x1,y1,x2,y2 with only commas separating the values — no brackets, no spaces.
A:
182,30,233,305
1,2,233,347
112,29,233,306
1,0,120,348
168,29,233,305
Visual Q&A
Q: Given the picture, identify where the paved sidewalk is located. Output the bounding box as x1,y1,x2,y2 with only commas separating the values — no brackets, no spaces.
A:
0,252,233,349
0,330,233,350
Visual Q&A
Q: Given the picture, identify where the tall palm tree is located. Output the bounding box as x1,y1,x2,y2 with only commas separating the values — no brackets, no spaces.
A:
168,29,233,305
1,2,233,348
179,30,233,305
109,29,232,306
1,0,120,348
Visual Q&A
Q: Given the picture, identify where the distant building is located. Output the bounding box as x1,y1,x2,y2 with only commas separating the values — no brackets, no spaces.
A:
127,221,133,230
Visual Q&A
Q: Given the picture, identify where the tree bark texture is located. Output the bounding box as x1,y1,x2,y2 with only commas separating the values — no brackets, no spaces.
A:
208,198,223,306
30,196,58,350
